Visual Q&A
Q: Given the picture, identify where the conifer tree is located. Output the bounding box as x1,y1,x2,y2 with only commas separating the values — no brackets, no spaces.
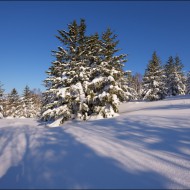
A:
85,28,128,118
41,20,130,125
18,86,42,118
142,51,166,101
20,86,33,117
0,82,4,118
132,73,142,98
30,89,42,117
186,71,190,94
164,56,186,96
42,19,92,124
6,88,21,117
164,56,174,95
123,71,138,100
0,82,4,98
173,56,186,94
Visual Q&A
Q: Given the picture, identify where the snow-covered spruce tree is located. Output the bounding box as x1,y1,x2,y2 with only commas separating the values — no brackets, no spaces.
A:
0,82,4,118
42,19,94,124
132,72,142,98
31,88,42,117
84,28,129,118
123,70,138,100
123,72,142,99
19,85,41,118
42,20,129,125
164,56,174,96
20,85,33,117
186,71,190,94
164,56,186,96
5,88,21,117
142,51,166,101
173,56,186,95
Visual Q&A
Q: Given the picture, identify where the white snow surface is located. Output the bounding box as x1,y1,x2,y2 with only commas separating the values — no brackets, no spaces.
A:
0,95,190,189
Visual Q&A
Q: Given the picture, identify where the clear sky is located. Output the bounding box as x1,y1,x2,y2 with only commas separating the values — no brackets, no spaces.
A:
0,1,190,94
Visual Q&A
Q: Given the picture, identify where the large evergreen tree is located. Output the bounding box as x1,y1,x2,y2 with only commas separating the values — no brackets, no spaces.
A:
85,28,128,118
142,51,166,101
42,19,92,124
164,55,186,96
41,20,130,125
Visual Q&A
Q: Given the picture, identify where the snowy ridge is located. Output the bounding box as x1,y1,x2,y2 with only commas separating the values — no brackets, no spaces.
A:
0,95,190,188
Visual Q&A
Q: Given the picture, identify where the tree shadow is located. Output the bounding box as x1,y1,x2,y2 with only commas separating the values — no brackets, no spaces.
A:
0,120,178,189
75,115,190,188
87,115,190,159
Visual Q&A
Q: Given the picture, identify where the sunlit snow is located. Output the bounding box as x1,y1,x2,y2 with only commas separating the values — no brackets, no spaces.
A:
0,95,190,189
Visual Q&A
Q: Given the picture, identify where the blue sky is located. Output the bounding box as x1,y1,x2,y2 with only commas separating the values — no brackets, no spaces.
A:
0,1,190,94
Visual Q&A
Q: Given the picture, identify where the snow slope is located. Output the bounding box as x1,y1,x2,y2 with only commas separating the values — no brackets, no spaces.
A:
0,95,190,189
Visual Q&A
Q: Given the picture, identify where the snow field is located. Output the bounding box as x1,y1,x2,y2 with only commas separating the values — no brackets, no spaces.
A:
0,95,190,188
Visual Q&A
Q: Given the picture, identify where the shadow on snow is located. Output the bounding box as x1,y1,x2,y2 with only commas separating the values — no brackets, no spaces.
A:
0,114,189,189
0,121,171,189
